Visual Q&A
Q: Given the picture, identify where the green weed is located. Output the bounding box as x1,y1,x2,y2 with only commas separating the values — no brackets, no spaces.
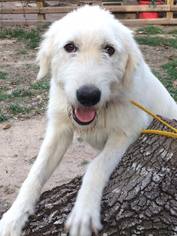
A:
9,103,30,115
136,36,177,49
0,71,8,80
162,59,177,80
0,91,11,101
31,81,49,90
137,25,163,34
0,28,41,49
0,112,7,122
0,88,32,101
160,59,177,100
12,88,33,98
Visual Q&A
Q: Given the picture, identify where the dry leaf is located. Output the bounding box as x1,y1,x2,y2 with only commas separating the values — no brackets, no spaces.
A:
173,80,177,89
2,123,12,130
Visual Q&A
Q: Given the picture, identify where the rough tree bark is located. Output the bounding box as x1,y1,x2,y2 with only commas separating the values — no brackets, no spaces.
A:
22,118,177,236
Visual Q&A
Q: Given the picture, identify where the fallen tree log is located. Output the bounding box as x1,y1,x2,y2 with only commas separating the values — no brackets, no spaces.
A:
23,118,177,236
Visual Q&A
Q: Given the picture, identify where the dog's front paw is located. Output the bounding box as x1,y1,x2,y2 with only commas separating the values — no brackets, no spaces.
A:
0,208,29,236
65,204,102,236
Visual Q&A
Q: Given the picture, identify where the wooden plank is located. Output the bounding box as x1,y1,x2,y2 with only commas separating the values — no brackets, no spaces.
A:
0,0,27,2
1,8,40,14
0,5,173,14
104,5,170,12
40,6,77,13
1,18,177,26
79,0,101,3
121,18,177,26
0,0,67,1
0,0,77,1
103,1,122,4
0,6,71,15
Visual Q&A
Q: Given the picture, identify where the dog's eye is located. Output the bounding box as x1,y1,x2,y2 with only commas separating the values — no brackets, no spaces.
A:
64,42,78,53
104,45,115,56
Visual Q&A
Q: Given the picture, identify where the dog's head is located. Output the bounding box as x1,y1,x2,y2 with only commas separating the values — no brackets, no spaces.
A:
37,5,142,126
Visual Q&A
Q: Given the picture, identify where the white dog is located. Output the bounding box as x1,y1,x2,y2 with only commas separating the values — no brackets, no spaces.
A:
0,5,177,236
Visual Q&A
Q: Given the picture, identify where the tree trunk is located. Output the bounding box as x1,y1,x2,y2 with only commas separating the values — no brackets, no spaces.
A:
23,118,177,236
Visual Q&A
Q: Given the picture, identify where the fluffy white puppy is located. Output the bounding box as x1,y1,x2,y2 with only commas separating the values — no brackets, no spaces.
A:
0,5,177,236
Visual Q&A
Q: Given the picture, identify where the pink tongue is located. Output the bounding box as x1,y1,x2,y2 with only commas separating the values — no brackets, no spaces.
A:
75,107,96,123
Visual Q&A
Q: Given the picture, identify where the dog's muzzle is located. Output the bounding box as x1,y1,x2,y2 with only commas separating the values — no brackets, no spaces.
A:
71,85,100,126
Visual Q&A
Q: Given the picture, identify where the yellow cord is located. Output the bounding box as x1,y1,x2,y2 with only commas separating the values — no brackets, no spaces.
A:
130,100,177,139
143,129,177,138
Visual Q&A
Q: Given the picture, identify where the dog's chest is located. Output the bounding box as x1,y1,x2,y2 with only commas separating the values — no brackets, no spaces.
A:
76,128,108,150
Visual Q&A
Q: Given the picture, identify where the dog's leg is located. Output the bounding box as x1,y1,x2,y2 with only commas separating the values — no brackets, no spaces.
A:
0,119,73,236
66,132,135,236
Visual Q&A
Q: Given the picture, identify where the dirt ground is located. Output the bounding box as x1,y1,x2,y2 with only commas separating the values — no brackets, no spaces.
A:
0,26,177,216
0,116,97,215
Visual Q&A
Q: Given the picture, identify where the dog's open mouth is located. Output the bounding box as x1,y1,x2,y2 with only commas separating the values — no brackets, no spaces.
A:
72,107,96,125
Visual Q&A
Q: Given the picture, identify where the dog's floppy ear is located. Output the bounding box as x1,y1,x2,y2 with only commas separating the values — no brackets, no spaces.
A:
36,33,53,80
116,24,142,88
122,36,142,88
123,51,137,88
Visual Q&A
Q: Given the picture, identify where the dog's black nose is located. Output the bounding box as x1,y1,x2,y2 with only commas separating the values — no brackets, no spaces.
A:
76,85,101,106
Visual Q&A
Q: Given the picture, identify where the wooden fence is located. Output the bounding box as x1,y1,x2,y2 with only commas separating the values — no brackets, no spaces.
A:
0,0,177,26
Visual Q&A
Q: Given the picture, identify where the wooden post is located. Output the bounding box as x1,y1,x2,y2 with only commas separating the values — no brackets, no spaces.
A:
36,0,46,21
78,0,102,5
166,0,174,20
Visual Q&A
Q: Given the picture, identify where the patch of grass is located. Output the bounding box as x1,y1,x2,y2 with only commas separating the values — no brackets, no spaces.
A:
137,25,163,35
136,36,161,46
162,59,177,81
12,88,33,98
164,38,177,49
160,59,177,101
0,88,33,101
0,28,40,49
0,112,7,122
31,80,49,90
9,103,30,115
25,30,40,49
0,71,8,80
136,36,177,49
0,91,11,101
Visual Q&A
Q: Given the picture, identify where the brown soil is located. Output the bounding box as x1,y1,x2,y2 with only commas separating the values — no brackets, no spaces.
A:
0,117,97,215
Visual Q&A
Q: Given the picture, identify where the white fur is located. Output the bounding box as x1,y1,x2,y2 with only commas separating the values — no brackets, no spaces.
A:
0,6,177,236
